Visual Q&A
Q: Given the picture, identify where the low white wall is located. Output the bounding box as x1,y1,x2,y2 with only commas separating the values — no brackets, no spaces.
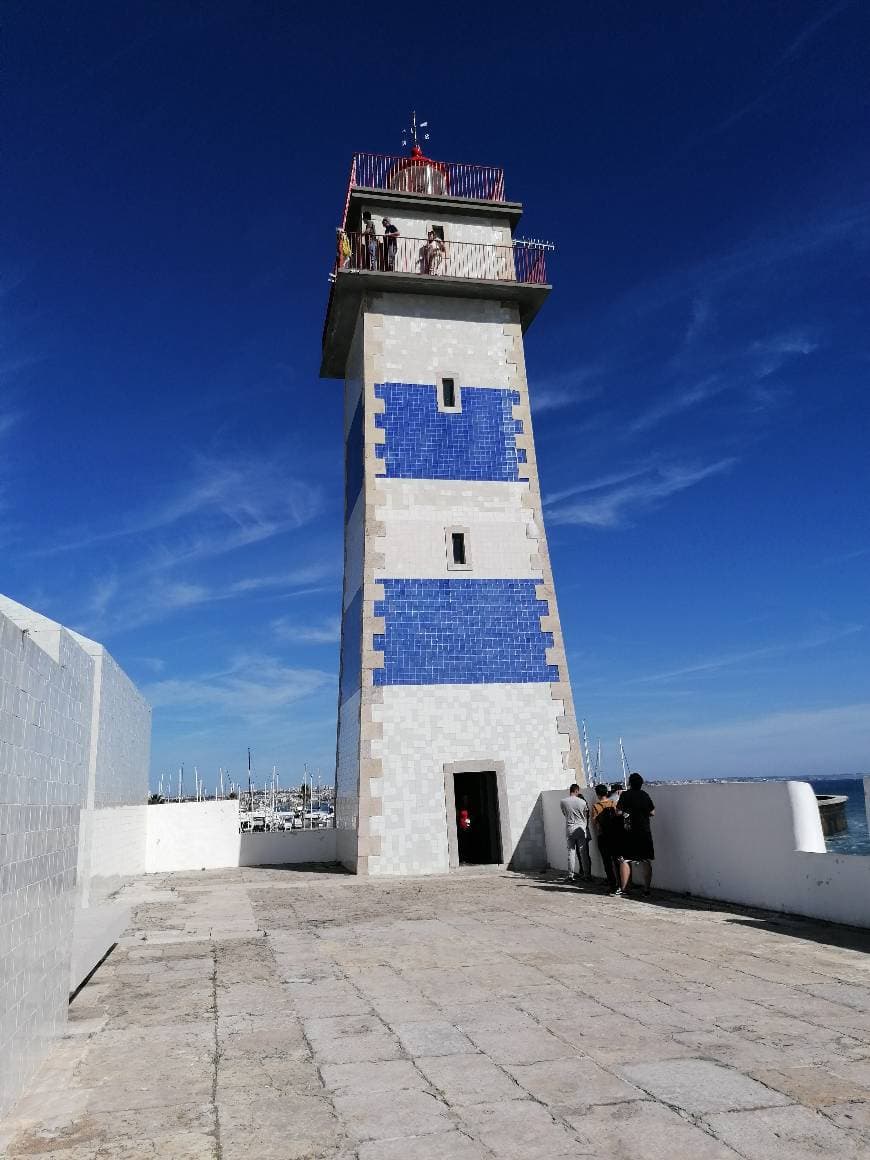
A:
86,806,148,901
542,780,870,928
145,803,339,872
145,801,241,873
239,829,337,866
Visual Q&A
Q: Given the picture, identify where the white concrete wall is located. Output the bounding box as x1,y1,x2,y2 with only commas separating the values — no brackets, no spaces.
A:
239,829,337,866
371,294,516,386
371,683,568,876
377,479,539,578
87,806,148,882
145,800,241,873
543,780,870,928
0,609,92,1118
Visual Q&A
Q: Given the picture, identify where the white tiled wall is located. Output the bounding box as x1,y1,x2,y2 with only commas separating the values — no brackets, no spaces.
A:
0,596,151,1117
0,610,92,1118
369,683,568,876
376,479,540,579
371,294,515,386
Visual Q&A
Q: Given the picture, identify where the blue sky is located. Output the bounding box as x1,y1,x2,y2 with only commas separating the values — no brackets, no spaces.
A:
2,2,868,789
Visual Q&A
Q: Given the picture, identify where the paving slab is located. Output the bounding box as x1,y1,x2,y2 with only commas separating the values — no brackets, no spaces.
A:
218,1095,340,1160
320,1058,431,1095
464,1025,575,1065
357,1129,489,1160
620,1057,793,1114
749,1063,870,1108
457,1098,589,1158
393,1019,477,1057
819,1101,870,1140
415,1052,525,1104
565,1098,745,1159
705,1103,869,1159
332,1086,452,1141
507,1056,643,1110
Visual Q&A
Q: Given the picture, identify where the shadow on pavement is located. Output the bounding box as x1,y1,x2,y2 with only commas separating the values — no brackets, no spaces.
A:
514,871,870,949
244,861,352,875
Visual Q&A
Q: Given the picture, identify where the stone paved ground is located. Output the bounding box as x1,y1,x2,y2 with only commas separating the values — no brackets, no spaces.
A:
2,867,870,1159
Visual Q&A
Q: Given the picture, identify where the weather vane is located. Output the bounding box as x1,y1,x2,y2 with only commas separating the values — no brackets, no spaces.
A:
401,110,430,152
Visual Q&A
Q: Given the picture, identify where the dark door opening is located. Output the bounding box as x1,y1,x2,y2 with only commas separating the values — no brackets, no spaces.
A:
454,770,502,865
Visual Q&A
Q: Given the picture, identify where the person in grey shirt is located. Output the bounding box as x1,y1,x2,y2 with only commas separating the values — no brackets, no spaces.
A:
560,783,591,883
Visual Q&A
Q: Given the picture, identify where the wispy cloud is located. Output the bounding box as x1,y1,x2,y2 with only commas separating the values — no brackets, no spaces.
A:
272,615,341,645
777,1,852,66
79,563,338,635
144,654,333,723
629,377,727,434
546,458,736,528
631,623,864,684
684,296,713,345
39,451,323,558
749,330,819,379
530,366,602,414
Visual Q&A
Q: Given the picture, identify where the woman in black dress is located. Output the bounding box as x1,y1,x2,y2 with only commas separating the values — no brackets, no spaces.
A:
616,772,655,896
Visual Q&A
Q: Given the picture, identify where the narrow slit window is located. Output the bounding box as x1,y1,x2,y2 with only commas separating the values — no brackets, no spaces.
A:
442,377,456,408
451,532,466,566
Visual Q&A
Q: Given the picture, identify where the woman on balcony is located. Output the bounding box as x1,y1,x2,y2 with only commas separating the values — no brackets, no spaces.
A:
420,229,445,275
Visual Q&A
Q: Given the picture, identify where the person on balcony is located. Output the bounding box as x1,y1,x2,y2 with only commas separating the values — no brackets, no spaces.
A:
420,229,445,275
382,218,399,271
362,212,380,270
336,228,351,270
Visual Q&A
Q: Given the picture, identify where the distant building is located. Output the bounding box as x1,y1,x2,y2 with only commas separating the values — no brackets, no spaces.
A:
322,143,584,875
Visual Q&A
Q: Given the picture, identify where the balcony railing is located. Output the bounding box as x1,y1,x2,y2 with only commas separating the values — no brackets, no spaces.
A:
348,152,506,203
334,232,550,285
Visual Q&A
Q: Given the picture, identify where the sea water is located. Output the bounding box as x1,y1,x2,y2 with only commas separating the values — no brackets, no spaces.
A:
809,776,870,856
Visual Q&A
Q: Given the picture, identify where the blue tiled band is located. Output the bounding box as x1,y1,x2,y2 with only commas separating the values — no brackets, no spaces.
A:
373,578,558,686
374,383,523,482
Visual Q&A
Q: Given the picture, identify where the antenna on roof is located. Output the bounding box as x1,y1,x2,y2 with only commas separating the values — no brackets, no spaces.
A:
401,110,430,153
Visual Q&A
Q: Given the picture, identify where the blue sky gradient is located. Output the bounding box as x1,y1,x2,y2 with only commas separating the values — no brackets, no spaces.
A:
2,1,869,788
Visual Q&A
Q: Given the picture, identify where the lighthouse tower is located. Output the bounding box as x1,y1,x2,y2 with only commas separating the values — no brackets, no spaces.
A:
323,135,584,875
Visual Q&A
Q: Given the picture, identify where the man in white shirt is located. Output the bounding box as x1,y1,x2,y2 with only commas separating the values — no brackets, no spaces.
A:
560,783,591,883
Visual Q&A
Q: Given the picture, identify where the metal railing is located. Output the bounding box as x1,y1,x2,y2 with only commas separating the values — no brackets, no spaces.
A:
334,232,550,285
348,152,507,203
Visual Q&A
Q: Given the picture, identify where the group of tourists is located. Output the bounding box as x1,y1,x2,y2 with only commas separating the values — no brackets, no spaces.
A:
560,772,655,896
336,214,447,275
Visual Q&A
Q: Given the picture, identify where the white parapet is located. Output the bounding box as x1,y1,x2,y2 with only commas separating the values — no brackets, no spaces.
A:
542,779,870,928
145,800,241,873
